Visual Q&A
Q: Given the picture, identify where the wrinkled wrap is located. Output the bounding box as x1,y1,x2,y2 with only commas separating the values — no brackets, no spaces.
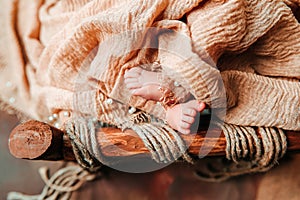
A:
0,0,299,130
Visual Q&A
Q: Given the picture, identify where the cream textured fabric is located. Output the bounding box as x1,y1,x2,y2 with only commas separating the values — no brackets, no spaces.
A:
0,0,299,130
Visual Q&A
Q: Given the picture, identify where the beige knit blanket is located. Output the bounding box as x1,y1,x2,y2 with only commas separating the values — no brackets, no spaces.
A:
0,0,299,130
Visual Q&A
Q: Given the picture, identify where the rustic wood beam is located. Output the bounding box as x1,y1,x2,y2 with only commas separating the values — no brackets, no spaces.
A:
8,120,300,161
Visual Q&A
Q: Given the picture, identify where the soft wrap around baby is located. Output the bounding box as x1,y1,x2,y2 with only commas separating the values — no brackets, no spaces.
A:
0,0,299,130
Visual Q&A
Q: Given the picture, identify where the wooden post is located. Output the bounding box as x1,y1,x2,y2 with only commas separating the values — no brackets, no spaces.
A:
8,120,300,161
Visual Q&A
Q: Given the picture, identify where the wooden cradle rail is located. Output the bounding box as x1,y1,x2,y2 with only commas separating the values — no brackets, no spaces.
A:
8,120,300,161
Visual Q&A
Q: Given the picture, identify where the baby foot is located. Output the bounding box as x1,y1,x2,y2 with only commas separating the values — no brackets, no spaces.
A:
124,67,163,101
166,100,206,134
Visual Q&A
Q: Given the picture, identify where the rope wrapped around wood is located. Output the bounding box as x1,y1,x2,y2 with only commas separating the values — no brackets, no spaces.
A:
195,123,287,182
64,118,104,172
64,116,192,170
7,120,288,199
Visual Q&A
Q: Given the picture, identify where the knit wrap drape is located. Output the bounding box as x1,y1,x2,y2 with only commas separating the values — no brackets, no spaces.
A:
0,0,299,130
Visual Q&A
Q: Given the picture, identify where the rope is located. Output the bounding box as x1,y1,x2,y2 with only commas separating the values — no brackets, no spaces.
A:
113,109,193,164
7,165,97,200
7,116,288,199
64,117,287,183
131,121,192,163
65,118,103,172
64,114,192,166
195,123,287,182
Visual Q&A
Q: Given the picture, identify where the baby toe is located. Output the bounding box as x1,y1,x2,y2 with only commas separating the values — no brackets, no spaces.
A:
124,77,138,84
182,115,195,124
124,71,141,78
180,120,191,129
126,82,142,89
183,108,197,117
126,67,142,76
178,127,191,135
197,102,206,112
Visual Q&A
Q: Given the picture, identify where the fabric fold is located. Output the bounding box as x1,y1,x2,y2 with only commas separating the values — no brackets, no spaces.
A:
0,0,299,131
